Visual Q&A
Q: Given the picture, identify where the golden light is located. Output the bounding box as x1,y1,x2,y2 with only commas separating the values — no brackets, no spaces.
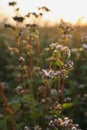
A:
0,0,87,25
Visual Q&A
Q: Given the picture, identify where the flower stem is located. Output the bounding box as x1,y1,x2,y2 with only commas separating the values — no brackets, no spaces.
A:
62,78,65,109
0,81,16,130
58,77,60,93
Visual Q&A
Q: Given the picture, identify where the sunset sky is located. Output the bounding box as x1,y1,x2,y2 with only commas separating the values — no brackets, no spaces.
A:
0,0,87,25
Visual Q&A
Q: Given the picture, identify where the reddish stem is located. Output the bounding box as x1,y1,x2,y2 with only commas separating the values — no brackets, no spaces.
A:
42,85,47,130
58,77,60,93
50,84,52,103
62,78,65,109
36,38,40,57
0,81,16,130
30,55,33,72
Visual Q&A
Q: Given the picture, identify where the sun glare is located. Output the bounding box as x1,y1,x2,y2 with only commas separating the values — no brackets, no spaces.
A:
0,0,87,25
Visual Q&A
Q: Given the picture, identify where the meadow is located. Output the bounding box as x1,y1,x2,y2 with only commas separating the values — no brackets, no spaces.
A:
0,1,87,130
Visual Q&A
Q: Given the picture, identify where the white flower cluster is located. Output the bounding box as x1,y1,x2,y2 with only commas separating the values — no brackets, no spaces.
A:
42,64,73,80
49,117,81,130
50,43,71,58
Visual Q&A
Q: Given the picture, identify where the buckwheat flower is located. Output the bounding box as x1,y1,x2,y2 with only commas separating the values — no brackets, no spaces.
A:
65,60,74,70
42,69,49,78
42,69,55,79
56,44,62,51
54,71,62,78
14,86,23,94
44,47,50,52
49,120,55,128
82,43,87,49
64,97,72,103
48,69,55,77
24,126,31,130
61,69,68,78
49,43,57,49
57,118,63,125
22,40,27,46
18,56,25,64
48,116,81,130
63,117,72,127
34,125,42,130
58,21,73,34
71,126,77,130
61,46,71,57
54,119,59,126
55,104,62,111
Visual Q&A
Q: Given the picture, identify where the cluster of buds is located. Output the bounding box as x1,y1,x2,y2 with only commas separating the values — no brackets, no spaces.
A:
9,1,17,6
42,69,56,80
58,21,73,35
50,43,71,58
42,69,67,81
13,86,27,95
64,97,72,103
42,42,73,80
49,117,81,130
34,125,42,130
41,64,73,80
38,6,50,12
24,125,42,130
18,56,25,65
64,60,74,71
24,126,31,130
4,23,15,30
53,101,62,112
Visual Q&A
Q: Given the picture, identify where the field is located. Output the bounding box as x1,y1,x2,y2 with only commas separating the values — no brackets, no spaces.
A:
0,2,87,130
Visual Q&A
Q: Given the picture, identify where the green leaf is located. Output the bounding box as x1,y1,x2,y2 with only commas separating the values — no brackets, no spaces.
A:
63,103,73,109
